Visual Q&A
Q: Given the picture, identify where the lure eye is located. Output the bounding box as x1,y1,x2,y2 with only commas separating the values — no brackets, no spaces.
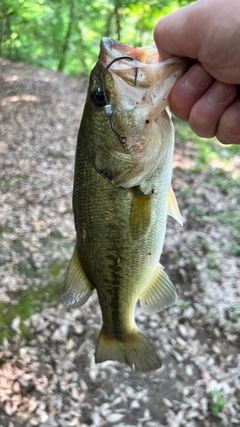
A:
91,87,107,107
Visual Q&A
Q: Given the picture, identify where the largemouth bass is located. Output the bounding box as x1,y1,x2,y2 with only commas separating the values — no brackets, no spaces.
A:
63,37,187,372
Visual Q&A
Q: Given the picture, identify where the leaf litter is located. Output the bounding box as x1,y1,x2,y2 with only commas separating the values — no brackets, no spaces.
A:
0,58,240,427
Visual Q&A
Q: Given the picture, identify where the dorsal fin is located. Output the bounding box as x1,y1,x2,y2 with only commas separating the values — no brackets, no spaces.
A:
167,185,183,226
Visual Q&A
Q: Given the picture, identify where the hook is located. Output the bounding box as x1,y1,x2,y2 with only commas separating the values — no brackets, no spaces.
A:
102,55,135,155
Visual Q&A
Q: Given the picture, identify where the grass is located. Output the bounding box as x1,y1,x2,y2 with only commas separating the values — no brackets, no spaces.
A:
232,303,240,313
207,250,221,270
0,178,12,192
218,209,240,257
0,225,13,234
47,150,69,160
0,258,67,344
181,186,195,197
174,117,240,175
208,309,215,317
180,301,192,310
229,244,240,256
175,119,240,269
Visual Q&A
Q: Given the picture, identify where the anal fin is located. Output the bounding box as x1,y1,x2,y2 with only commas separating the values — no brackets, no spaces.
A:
139,264,177,314
62,245,93,308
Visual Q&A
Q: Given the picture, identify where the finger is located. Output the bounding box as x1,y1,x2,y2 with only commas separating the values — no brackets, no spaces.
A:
154,3,204,60
169,64,214,121
188,82,238,138
216,97,240,144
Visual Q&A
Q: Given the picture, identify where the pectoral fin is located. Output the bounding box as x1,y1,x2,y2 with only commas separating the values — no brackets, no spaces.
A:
167,185,183,226
62,245,93,308
139,264,177,314
130,189,153,240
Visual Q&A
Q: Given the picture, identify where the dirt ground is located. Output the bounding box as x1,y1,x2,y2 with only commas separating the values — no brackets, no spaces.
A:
0,58,240,427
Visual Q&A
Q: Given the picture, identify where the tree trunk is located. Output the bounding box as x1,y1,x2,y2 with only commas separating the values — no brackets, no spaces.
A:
57,0,75,72
78,25,88,74
114,3,121,40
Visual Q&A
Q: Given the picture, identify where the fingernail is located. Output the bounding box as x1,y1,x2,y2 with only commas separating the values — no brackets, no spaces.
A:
207,82,233,106
182,65,212,94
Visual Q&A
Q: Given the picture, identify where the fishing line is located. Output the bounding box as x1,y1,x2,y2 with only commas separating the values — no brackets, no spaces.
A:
43,166,113,203
5,166,113,210
4,58,138,215
30,57,138,205
102,55,135,156
3,167,113,226
42,59,136,204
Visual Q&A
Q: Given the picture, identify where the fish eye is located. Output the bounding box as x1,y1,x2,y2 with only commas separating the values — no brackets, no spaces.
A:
91,87,107,107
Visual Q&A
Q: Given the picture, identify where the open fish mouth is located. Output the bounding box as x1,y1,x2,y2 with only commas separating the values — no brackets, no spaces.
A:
100,37,159,66
85,37,188,188
99,37,186,89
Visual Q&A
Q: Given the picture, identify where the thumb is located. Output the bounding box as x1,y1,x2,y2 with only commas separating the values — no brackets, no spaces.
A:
154,3,204,61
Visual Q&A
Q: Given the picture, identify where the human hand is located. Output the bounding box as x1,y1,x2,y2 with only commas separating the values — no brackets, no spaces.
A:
154,0,240,144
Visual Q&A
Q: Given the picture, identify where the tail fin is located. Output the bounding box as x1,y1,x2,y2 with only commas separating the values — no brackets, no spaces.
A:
95,328,162,372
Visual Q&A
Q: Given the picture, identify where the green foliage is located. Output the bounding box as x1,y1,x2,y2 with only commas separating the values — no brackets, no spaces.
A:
0,0,195,75
180,301,192,310
210,389,227,414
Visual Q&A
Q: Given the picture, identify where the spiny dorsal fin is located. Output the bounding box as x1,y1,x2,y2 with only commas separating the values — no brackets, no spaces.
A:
139,264,177,314
62,245,93,308
167,185,183,226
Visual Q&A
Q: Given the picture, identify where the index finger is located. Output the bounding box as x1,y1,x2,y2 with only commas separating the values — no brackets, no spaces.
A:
154,3,204,60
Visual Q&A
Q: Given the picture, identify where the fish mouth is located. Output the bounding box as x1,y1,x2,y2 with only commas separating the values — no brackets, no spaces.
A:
100,37,159,65
99,38,186,160
96,38,188,188
99,37,186,89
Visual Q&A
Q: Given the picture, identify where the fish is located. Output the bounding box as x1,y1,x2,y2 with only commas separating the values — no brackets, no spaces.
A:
62,37,187,372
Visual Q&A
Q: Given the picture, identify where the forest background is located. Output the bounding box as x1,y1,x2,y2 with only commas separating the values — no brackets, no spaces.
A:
0,0,194,75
